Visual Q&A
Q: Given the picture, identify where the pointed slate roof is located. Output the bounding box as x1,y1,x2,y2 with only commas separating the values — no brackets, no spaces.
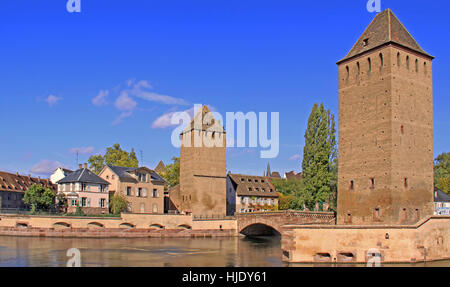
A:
338,9,432,64
56,168,110,185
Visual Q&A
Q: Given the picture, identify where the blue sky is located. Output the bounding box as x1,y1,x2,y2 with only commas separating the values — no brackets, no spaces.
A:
0,0,449,177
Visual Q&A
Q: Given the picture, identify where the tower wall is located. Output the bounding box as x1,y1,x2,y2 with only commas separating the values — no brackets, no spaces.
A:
337,45,433,225
180,129,227,217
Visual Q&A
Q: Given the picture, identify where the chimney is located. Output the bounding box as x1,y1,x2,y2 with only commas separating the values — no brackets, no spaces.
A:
84,163,88,169
79,164,82,169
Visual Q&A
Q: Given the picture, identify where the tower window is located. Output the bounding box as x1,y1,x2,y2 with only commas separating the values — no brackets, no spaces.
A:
379,53,383,71
349,180,354,190
345,66,349,81
363,38,369,46
400,125,404,134
406,56,410,70
404,178,408,188
357,62,360,76
368,57,372,74
415,59,419,73
374,208,381,220
370,178,375,189
424,62,427,75
397,52,401,68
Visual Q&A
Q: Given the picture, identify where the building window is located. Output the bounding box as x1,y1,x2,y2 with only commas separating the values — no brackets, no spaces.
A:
424,62,427,75
81,197,87,207
374,208,381,221
152,204,158,213
397,52,401,67
370,178,375,189
112,175,115,179
379,53,383,71
406,56,410,70
350,180,354,190
345,66,349,81
152,189,158,198
100,198,106,208
368,57,371,74
362,38,369,46
126,187,131,196
356,62,360,76
261,179,265,183
415,59,419,73
404,178,408,188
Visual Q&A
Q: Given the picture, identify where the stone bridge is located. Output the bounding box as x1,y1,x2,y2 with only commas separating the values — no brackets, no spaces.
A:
236,210,335,236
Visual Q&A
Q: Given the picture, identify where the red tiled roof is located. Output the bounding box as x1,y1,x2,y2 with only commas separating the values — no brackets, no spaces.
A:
0,171,57,193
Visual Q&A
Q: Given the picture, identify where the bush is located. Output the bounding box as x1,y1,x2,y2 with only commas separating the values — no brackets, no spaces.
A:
109,193,129,215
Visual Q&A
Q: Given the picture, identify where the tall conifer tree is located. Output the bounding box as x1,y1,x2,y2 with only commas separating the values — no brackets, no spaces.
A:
300,103,337,210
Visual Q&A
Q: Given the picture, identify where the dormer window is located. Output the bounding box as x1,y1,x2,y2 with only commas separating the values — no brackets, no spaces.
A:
363,38,369,46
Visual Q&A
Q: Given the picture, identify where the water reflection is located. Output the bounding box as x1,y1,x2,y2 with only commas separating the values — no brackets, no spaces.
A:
0,236,448,267
0,235,284,267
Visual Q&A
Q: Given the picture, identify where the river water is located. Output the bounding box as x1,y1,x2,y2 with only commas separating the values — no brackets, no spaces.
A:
0,235,448,267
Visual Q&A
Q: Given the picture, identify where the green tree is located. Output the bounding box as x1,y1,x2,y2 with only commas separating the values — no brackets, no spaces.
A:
435,152,450,194
56,192,68,211
300,103,337,210
110,193,129,215
271,178,304,195
88,154,104,174
161,156,180,189
278,193,295,210
23,184,56,213
88,143,139,174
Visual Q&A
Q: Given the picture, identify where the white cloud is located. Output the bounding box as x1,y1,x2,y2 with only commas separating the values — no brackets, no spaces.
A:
45,94,62,107
128,79,188,105
113,92,137,125
151,105,217,129
151,107,195,129
69,146,95,155
289,154,301,161
92,90,109,106
30,160,64,175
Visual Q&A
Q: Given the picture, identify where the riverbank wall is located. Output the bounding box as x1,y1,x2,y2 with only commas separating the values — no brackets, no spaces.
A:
0,213,238,238
281,215,450,264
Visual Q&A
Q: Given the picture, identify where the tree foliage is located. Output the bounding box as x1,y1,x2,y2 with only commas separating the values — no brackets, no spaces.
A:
109,193,129,215
23,184,56,213
161,156,180,189
56,192,68,210
435,152,450,195
298,103,337,210
88,143,139,174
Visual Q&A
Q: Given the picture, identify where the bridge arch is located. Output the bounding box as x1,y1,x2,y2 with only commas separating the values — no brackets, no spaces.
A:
239,223,281,236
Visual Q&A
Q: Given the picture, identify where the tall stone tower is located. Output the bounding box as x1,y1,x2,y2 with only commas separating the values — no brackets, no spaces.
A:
337,9,434,225
179,105,227,218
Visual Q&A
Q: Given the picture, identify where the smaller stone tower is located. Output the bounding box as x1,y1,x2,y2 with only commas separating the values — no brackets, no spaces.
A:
179,105,227,218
